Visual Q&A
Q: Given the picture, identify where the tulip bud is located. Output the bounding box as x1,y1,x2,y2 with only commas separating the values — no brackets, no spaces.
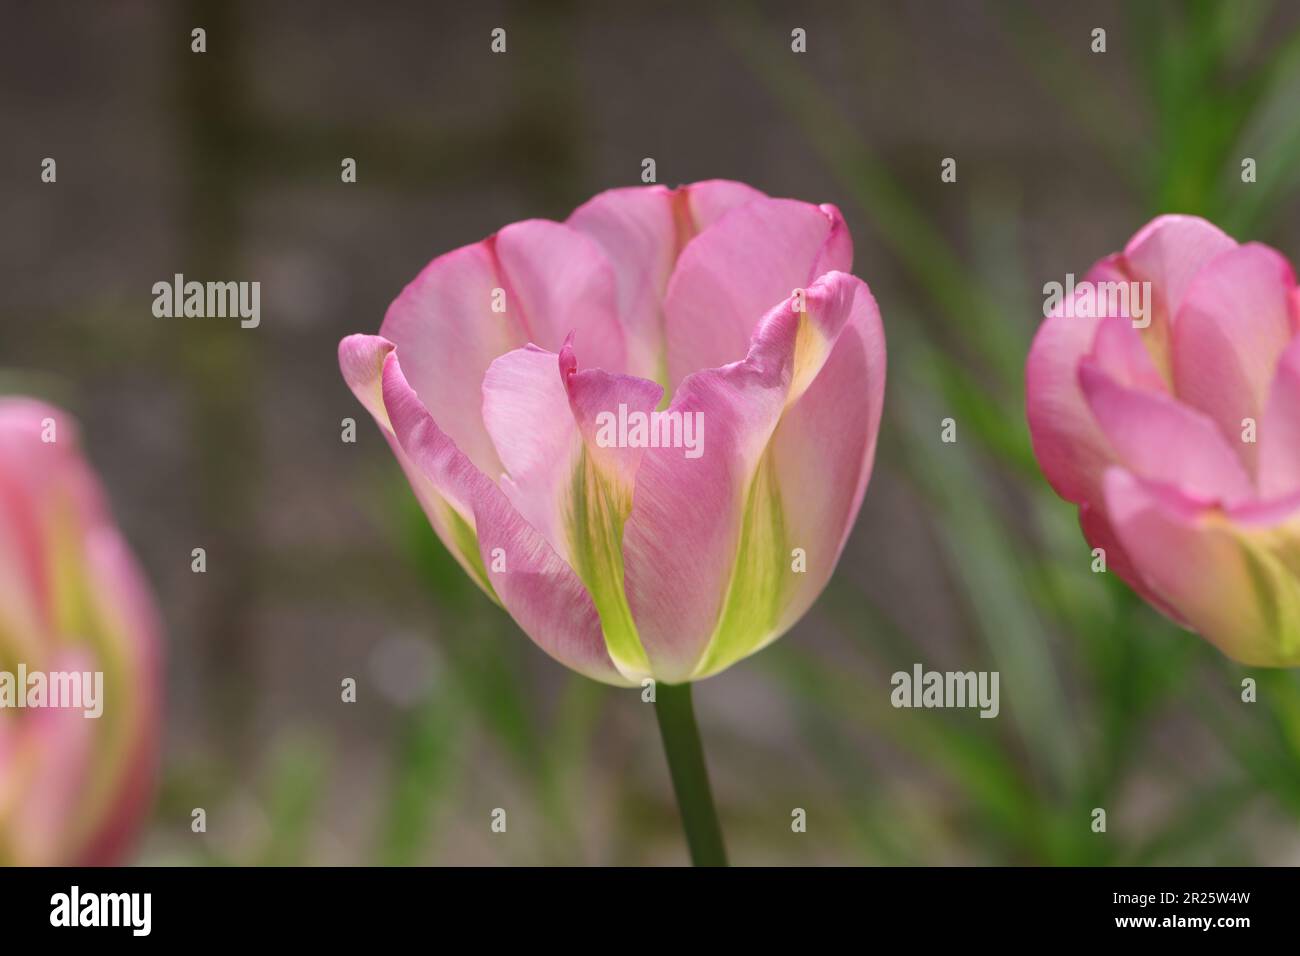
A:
0,399,161,863
1027,215,1300,665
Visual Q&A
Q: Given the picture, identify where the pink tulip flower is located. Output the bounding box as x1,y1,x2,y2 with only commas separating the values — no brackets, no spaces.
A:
1027,215,1300,666
0,399,161,864
341,180,886,685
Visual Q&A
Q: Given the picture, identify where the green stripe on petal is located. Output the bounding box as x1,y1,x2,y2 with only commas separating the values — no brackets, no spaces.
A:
442,502,499,604
566,447,651,678
1231,512,1300,664
691,451,788,679
1251,517,1300,580
1234,535,1300,665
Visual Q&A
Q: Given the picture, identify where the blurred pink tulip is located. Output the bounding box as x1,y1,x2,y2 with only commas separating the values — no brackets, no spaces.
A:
0,399,161,864
1027,214,1300,665
341,180,886,684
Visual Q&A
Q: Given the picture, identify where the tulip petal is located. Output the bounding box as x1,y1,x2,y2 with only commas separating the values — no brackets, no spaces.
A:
379,244,525,478
1172,243,1298,471
623,272,869,681
481,344,585,555
1089,314,1166,392
679,179,770,228
1077,499,1184,623
1079,360,1254,504
663,197,852,388
1078,499,1139,589
1123,214,1236,324
0,406,59,656
567,180,765,382
1260,339,1300,499
379,221,626,479
73,525,161,865
0,665,96,865
1105,468,1300,666
481,340,664,678
724,278,886,667
492,219,627,374
0,400,158,671
340,334,496,598
379,350,627,685
1025,256,1132,504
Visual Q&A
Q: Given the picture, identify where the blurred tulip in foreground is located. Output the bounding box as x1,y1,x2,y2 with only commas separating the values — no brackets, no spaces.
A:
340,180,886,686
1027,215,1300,666
0,399,161,864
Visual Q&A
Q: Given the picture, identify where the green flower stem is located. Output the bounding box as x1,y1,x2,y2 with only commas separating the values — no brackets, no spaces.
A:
653,681,728,866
